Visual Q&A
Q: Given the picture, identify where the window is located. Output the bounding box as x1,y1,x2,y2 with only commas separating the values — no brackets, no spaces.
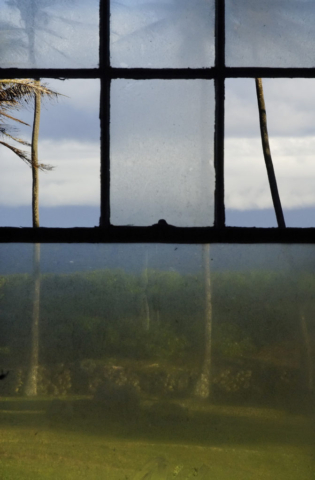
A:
0,1,314,478
0,0,314,241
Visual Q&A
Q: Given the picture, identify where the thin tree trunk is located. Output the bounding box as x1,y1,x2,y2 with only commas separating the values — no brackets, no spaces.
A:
142,251,150,331
255,78,286,228
25,80,41,396
32,80,41,228
300,309,314,393
25,242,40,396
194,244,212,399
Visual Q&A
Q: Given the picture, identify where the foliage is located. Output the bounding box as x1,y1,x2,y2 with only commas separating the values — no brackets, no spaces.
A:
0,79,58,167
213,323,256,358
0,268,314,387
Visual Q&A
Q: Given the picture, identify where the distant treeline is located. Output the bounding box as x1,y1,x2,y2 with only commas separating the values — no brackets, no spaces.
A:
0,268,314,367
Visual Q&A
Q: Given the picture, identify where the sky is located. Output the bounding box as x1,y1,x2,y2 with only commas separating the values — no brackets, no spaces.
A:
0,0,315,228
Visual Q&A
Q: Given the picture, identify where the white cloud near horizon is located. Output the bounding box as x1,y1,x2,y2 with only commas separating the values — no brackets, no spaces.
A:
225,78,315,211
225,136,315,210
0,140,100,207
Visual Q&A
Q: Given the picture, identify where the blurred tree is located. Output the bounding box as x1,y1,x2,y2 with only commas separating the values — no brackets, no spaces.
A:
194,244,212,398
141,251,151,331
5,0,76,67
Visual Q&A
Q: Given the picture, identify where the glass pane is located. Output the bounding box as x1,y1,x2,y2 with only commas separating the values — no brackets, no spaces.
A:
1,243,314,478
0,79,100,227
110,0,215,68
226,78,315,227
226,0,315,67
111,80,215,227
0,0,99,68
225,79,276,227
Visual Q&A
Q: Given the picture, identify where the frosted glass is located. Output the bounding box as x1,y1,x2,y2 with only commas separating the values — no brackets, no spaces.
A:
110,0,215,68
0,243,314,478
0,0,99,68
226,0,315,67
226,78,315,227
111,80,215,227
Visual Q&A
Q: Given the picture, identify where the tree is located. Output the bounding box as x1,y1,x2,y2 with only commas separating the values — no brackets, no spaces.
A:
25,80,56,396
0,78,59,396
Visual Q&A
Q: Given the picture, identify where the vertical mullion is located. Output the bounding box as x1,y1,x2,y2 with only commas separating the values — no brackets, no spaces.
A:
214,0,225,228
99,0,111,228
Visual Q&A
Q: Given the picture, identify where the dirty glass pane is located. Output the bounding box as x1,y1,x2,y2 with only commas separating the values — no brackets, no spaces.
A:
0,243,314,479
226,0,315,67
0,0,99,68
0,79,100,227
111,80,215,227
110,0,215,68
225,78,315,227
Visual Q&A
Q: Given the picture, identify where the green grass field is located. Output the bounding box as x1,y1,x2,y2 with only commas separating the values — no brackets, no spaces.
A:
0,396,314,479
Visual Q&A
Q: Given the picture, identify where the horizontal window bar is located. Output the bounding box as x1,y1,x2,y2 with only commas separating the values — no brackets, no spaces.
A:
0,226,315,244
3,67,315,80
0,69,101,79
225,67,315,78
110,68,216,80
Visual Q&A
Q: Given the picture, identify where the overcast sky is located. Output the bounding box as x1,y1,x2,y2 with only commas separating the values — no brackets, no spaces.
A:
0,0,315,227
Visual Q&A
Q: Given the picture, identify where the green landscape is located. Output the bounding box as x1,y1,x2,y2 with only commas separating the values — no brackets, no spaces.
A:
0,265,314,479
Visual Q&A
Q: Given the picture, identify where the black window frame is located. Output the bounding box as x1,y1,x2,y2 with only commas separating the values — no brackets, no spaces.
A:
1,0,315,244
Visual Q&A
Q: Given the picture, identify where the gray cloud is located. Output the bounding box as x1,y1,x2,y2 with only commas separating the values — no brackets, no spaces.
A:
226,0,315,67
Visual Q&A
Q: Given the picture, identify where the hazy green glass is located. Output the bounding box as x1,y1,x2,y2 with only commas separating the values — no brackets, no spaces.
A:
0,243,314,479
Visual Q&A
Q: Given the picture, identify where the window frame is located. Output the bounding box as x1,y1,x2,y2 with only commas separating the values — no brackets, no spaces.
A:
0,0,315,244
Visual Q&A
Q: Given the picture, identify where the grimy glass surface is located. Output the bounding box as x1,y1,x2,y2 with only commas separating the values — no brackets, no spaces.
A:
110,0,215,68
225,78,315,228
226,0,315,67
0,79,100,228
0,243,314,479
111,80,215,227
0,0,99,68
